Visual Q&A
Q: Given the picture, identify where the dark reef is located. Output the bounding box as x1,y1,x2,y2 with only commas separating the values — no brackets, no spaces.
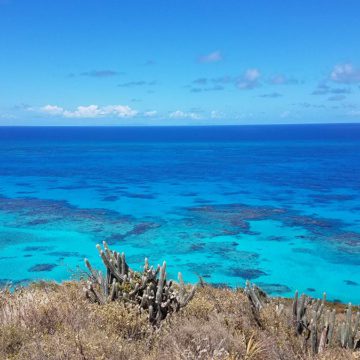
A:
28,264,57,272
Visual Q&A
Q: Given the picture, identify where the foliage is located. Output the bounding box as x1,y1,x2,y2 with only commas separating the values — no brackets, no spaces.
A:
84,242,196,325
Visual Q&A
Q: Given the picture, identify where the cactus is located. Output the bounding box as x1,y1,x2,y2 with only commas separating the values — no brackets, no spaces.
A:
84,242,196,325
178,272,196,307
290,290,360,354
339,303,360,349
318,308,336,353
245,280,267,311
292,291,307,335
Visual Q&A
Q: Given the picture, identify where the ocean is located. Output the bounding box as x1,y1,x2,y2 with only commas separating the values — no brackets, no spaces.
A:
0,124,359,303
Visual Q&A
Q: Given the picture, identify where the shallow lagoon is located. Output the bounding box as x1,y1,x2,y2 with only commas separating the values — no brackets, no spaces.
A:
0,125,359,303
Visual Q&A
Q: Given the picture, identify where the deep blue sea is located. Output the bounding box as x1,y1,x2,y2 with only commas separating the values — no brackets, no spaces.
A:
0,124,359,303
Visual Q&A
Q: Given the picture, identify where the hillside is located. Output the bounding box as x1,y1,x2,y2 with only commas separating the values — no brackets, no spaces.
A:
1,267,359,359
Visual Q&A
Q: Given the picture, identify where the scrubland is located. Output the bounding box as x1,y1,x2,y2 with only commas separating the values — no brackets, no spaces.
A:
1,280,359,360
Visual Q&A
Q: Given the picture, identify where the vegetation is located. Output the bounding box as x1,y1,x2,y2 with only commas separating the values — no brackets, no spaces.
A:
84,242,195,325
0,243,359,359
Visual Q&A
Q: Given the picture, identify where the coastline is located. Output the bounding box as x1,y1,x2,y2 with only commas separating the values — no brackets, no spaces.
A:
1,241,359,358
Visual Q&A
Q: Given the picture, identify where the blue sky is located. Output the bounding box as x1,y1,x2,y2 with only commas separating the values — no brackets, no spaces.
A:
0,0,360,125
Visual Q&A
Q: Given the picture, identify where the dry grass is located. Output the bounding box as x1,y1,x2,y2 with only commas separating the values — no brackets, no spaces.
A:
0,281,358,360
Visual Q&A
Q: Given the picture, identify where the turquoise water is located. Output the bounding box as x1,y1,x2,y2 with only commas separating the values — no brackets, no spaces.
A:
0,125,359,303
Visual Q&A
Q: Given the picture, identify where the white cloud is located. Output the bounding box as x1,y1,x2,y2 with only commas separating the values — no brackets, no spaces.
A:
169,110,201,120
103,105,138,118
39,104,137,118
41,105,64,115
199,51,222,63
210,110,223,119
144,110,157,117
63,105,103,118
330,64,360,84
237,68,261,89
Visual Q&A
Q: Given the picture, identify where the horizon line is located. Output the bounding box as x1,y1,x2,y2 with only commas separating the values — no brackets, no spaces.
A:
1,122,360,128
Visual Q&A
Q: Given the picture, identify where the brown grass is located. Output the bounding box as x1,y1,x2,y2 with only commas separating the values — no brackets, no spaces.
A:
0,281,358,360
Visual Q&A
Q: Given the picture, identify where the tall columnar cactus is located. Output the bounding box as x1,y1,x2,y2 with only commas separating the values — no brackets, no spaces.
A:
318,308,336,353
292,291,307,335
291,290,360,354
84,242,196,325
244,281,268,313
339,303,360,349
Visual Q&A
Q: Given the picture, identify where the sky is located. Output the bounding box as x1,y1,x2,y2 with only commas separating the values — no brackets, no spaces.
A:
0,0,360,126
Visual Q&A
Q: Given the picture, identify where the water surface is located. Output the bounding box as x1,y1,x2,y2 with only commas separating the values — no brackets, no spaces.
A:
0,124,359,303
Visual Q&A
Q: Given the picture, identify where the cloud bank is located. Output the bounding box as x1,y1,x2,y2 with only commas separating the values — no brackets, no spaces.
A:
40,105,138,118
169,110,202,119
